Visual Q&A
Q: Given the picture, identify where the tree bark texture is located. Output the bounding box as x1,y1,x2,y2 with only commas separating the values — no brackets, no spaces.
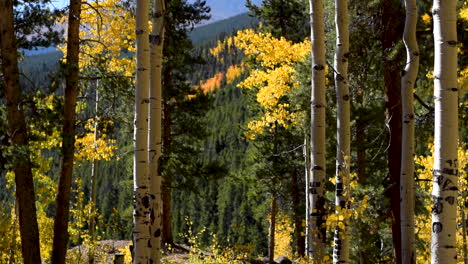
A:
400,0,419,262
381,1,403,262
333,0,350,262
89,86,99,264
269,195,277,263
162,101,174,246
51,0,82,263
304,135,312,256
308,0,327,261
133,0,151,261
430,0,458,263
149,0,166,262
0,1,42,263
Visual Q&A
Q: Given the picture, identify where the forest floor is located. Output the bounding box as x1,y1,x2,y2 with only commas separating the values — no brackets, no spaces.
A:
68,240,275,263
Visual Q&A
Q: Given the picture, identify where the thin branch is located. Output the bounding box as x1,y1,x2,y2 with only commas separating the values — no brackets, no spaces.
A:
414,93,433,111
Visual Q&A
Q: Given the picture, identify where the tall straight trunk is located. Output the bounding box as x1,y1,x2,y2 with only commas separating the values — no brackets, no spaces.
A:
291,170,305,257
162,101,174,246
308,0,327,261
269,195,277,263
430,0,458,262
462,209,468,264
400,0,418,262
149,0,165,262
133,0,151,261
51,0,82,263
89,85,99,264
333,0,350,262
381,1,403,262
304,135,312,255
0,1,42,263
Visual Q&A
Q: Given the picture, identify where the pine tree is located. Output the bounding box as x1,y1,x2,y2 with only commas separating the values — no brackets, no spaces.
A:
0,1,42,262
51,0,82,263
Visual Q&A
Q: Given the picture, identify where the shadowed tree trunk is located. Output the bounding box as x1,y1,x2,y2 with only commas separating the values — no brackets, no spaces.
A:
149,0,166,263
400,0,419,262
0,1,42,263
380,1,404,262
308,0,327,261
51,0,82,263
291,170,305,257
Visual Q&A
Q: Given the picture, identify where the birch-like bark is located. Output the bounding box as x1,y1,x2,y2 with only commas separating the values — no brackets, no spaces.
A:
0,1,42,262
52,0,82,263
400,0,418,262
431,0,458,263
134,0,151,261
89,85,99,264
149,0,165,263
309,0,327,261
304,135,312,256
333,0,350,262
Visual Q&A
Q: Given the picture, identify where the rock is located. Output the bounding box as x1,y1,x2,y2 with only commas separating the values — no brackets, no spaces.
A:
274,256,293,264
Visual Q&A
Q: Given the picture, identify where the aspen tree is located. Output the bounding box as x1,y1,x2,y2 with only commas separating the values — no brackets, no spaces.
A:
304,135,312,256
149,0,166,263
134,0,151,261
431,0,458,262
0,1,42,262
400,0,419,262
89,84,99,264
308,0,327,261
52,0,82,263
333,0,350,262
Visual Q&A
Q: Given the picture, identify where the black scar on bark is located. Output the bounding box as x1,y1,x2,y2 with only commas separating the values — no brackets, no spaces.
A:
314,64,325,71
143,195,151,208
445,196,455,205
433,222,443,233
432,197,443,214
310,181,321,187
154,228,161,238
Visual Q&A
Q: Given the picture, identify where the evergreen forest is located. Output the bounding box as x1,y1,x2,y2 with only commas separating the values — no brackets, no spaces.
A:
0,0,467,263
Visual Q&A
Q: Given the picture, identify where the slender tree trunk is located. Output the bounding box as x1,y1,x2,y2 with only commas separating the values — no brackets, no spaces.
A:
51,0,82,263
400,0,418,262
356,116,366,185
308,0,327,261
269,195,277,263
462,209,468,264
89,85,99,264
291,169,305,257
381,1,403,262
0,1,42,263
430,0,458,262
149,0,166,262
133,0,151,261
162,101,174,246
333,0,350,262
304,135,312,256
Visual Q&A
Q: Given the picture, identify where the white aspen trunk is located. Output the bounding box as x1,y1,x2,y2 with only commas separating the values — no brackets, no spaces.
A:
400,0,419,262
134,0,151,261
304,135,312,256
309,0,327,261
431,0,458,263
89,84,99,264
149,0,165,263
333,0,350,262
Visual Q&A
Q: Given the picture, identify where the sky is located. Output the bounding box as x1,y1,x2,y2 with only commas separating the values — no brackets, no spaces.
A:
49,0,262,23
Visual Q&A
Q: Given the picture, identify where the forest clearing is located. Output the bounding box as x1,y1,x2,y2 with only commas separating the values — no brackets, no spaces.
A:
1,0,467,263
